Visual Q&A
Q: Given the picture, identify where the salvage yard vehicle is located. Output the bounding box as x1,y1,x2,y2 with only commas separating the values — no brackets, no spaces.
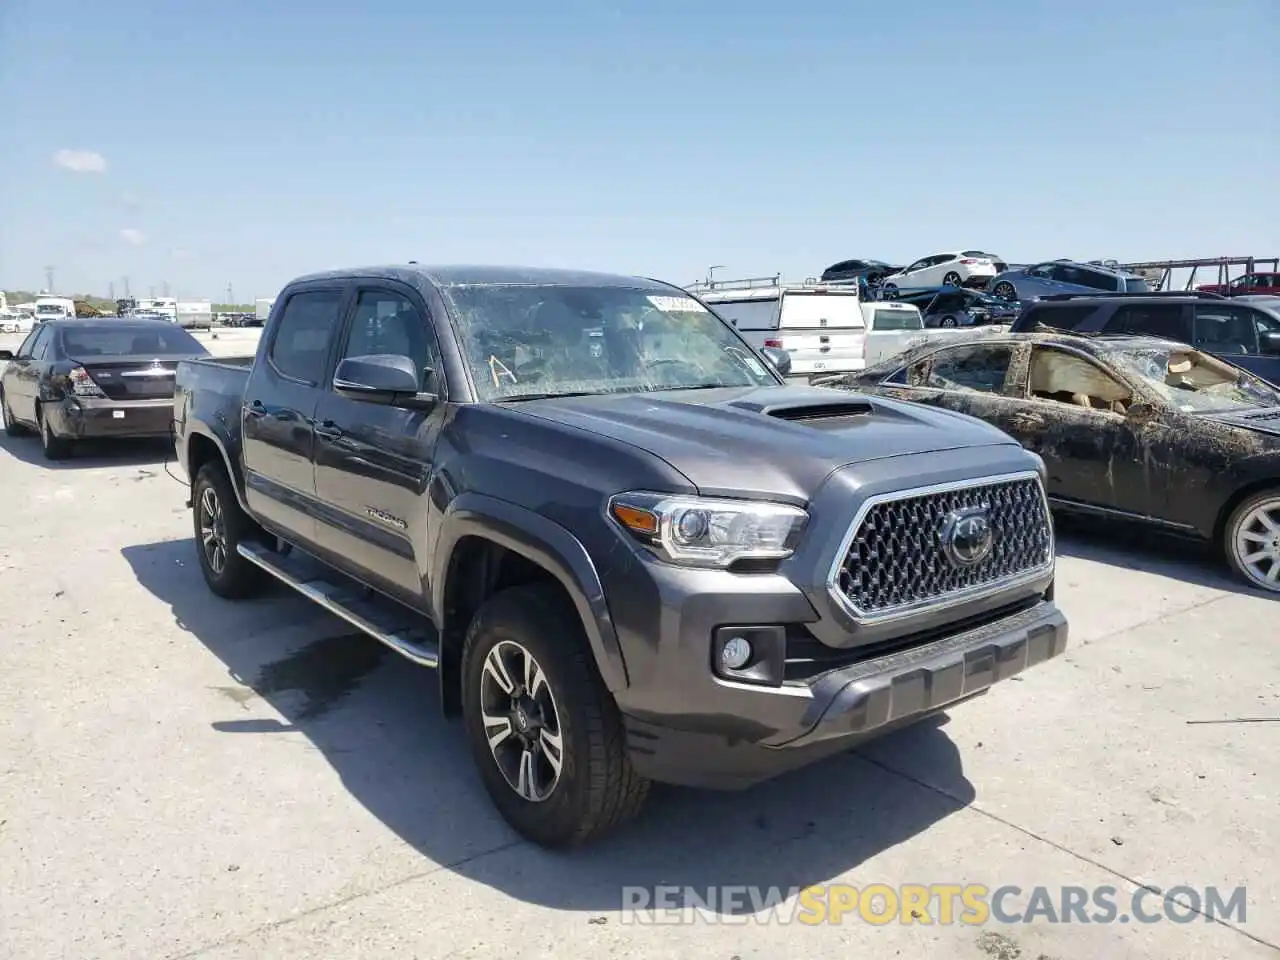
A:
880,251,1006,296
172,264,1068,848
988,259,1151,302
687,275,871,379
1011,292,1280,387
0,318,210,459
895,286,1021,328
819,258,901,285
860,300,975,366
833,330,1280,593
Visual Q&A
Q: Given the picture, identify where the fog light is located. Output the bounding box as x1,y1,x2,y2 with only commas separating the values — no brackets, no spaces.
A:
720,636,752,670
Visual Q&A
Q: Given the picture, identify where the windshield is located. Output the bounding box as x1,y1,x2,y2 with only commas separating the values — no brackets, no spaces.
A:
443,284,780,401
58,324,208,357
36,304,65,314
1110,347,1280,414
1123,277,1152,293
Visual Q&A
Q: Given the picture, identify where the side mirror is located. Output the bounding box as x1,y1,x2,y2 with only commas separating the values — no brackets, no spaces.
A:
760,346,792,376
333,354,437,409
0,350,13,361
1259,331,1280,356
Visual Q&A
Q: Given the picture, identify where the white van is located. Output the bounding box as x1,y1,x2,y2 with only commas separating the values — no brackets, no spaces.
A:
689,276,870,380
34,297,77,322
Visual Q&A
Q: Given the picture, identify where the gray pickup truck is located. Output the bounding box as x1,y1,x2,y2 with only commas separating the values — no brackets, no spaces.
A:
172,264,1068,848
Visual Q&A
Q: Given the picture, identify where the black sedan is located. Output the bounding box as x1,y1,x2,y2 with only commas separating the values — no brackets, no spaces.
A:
0,318,210,459
893,286,1022,327
827,329,1280,593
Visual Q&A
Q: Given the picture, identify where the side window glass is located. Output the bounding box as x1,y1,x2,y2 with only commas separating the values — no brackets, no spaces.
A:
1027,304,1098,331
1107,304,1190,341
269,289,345,383
16,328,41,358
1028,348,1133,414
882,366,908,385
340,290,440,393
31,327,53,360
910,344,1013,392
1194,306,1260,355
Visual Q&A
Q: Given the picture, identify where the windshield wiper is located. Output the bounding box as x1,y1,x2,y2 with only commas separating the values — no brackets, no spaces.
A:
499,390,602,402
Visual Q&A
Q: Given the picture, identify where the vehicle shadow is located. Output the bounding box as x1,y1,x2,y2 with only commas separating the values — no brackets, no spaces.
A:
1052,514,1268,597
0,432,174,470
122,536,977,913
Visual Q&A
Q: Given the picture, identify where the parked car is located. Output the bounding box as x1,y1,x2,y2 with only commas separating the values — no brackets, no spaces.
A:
172,264,1067,848
881,251,1005,295
988,260,1151,302
1009,292,1280,387
0,318,210,459
1196,272,1280,297
831,329,1280,593
896,287,1021,327
819,259,901,285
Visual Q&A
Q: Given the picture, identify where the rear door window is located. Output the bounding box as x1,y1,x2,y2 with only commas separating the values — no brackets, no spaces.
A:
1194,305,1264,355
1105,303,1192,342
908,343,1015,393
709,299,779,331
268,289,346,384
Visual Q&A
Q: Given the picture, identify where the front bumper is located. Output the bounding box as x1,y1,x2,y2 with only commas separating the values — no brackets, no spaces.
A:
47,397,175,440
622,598,1066,789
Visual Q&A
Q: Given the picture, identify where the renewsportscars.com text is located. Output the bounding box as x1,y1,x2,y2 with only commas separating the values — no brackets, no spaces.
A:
619,883,1247,926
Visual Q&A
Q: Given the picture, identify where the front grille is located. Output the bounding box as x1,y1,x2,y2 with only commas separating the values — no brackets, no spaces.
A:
829,474,1052,621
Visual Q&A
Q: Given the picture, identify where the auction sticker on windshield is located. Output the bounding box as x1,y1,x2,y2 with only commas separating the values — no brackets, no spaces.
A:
648,295,708,313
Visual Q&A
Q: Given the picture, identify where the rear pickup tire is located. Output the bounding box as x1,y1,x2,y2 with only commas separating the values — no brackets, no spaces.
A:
460,583,650,848
192,462,268,599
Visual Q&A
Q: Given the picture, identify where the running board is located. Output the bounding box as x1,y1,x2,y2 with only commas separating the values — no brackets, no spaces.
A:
236,542,440,668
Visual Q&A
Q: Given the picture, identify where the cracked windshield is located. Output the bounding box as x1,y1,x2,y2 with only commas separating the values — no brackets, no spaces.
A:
1110,347,1280,414
444,284,779,400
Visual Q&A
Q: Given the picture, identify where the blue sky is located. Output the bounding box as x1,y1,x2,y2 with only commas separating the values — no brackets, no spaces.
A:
2,0,1276,301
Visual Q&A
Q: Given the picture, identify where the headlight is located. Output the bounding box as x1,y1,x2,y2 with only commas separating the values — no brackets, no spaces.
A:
608,492,808,569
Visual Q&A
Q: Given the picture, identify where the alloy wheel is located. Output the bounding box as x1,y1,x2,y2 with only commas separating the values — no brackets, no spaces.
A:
479,640,564,802
199,485,229,575
1233,498,1280,590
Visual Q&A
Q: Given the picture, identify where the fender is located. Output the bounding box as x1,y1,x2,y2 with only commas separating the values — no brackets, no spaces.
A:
183,421,251,514
433,493,629,692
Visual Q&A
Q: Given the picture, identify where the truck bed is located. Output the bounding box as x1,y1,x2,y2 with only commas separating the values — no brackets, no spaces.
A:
173,356,253,467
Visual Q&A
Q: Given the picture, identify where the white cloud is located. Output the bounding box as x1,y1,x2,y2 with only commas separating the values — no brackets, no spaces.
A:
53,149,107,173
119,228,145,245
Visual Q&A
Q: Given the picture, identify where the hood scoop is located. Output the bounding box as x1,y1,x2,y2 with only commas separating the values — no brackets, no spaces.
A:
727,398,875,423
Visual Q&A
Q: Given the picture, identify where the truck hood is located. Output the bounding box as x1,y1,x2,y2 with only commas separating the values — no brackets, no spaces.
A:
508,384,1018,499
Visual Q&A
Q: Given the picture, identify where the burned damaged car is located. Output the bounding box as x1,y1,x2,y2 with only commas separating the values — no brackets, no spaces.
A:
826,330,1280,593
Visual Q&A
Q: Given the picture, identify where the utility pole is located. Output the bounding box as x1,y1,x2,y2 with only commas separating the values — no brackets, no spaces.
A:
109,281,115,301
123,275,131,297
43,265,55,293
226,282,234,306
162,280,170,298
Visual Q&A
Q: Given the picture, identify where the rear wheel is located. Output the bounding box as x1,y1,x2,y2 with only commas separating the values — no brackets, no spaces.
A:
36,405,71,460
993,281,1018,301
461,583,649,848
939,315,959,328
881,283,899,299
943,271,962,286
1224,490,1280,593
192,462,268,599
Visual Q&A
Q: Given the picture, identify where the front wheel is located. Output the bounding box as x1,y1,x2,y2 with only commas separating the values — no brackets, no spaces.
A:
881,283,899,300
461,584,650,848
1224,490,1280,592
191,462,268,599
939,315,959,328
993,282,1018,301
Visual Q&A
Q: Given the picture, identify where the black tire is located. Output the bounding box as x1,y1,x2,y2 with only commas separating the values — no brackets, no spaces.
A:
939,315,958,328
881,283,899,300
36,404,71,460
943,271,962,286
1222,489,1280,594
191,462,268,599
461,583,650,848
994,282,1017,301
1,390,29,437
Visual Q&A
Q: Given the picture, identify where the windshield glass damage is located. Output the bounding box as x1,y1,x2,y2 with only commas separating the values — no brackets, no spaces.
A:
1109,347,1280,413
442,284,780,401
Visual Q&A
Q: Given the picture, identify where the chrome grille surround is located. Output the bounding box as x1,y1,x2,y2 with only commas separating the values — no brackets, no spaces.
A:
826,471,1054,625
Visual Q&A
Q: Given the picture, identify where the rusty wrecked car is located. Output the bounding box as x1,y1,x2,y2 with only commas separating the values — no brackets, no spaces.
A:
820,329,1280,593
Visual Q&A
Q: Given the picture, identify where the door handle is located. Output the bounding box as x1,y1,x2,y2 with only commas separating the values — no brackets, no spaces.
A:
314,419,344,440
245,400,266,419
